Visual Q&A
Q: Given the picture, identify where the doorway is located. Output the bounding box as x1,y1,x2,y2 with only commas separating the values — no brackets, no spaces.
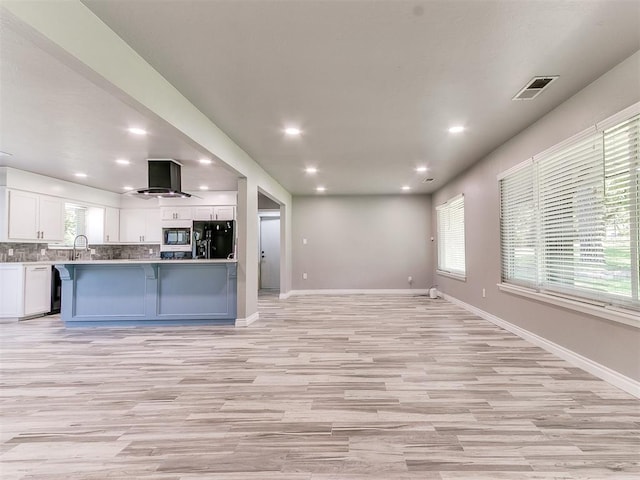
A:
259,215,280,290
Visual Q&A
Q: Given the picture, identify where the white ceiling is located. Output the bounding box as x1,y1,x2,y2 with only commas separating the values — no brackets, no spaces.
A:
2,1,640,196
0,15,240,194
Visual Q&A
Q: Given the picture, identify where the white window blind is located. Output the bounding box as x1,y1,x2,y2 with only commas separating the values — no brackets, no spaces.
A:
63,204,87,246
500,162,537,287
436,194,465,276
499,109,639,311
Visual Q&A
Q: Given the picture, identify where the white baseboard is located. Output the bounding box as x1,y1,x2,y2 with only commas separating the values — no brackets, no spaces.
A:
441,292,640,398
235,311,259,327
289,289,429,296
279,291,291,300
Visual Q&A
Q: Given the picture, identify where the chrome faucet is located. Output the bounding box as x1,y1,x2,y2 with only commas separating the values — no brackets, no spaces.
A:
72,234,89,260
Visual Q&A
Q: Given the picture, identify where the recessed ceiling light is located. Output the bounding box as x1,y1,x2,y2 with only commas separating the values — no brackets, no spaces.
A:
123,186,133,191
402,185,411,191
448,125,465,134
0,151,12,157
116,158,130,165
199,158,213,165
305,167,318,174
199,185,209,191
285,127,302,136
74,173,88,178
128,127,147,135
415,166,427,173
316,186,326,192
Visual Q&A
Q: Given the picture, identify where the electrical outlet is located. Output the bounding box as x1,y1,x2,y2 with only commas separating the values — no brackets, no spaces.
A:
303,238,307,245
303,272,308,280
40,249,46,256
8,248,13,256
482,288,486,298
408,276,413,283
149,249,154,254
90,249,96,255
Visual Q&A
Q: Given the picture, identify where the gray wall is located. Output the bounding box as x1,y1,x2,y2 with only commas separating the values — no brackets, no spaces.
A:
258,193,280,210
432,51,640,381
292,194,432,290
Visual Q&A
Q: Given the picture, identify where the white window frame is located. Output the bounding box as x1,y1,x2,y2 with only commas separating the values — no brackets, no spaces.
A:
436,193,466,280
498,102,640,327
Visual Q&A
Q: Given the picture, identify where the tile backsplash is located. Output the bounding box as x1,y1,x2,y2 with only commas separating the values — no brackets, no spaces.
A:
0,243,161,263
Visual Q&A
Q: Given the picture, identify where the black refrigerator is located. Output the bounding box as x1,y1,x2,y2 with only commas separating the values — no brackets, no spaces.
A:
192,220,235,259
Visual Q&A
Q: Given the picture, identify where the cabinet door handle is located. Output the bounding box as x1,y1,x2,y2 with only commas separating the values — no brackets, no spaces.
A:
31,266,48,271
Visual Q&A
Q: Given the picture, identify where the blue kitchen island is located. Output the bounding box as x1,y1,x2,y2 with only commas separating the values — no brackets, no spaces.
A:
54,259,237,326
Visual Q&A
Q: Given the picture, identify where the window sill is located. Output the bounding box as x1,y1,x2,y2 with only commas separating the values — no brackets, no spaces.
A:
497,283,640,329
437,270,467,282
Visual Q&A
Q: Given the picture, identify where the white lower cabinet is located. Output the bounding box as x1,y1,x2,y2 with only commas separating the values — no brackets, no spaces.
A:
24,265,51,316
0,264,23,318
0,264,51,320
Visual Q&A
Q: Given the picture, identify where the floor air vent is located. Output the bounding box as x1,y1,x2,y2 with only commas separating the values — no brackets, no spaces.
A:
513,76,558,100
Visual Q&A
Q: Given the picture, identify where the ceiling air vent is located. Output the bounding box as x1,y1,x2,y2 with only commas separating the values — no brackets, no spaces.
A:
512,76,558,101
422,177,435,183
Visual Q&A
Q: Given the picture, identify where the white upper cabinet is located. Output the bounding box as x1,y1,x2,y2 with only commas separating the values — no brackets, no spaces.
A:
38,196,64,241
214,206,235,221
7,191,38,239
120,209,146,243
8,190,64,241
144,209,161,243
193,206,235,221
161,206,192,221
104,207,120,243
86,206,120,244
120,209,161,243
192,206,215,221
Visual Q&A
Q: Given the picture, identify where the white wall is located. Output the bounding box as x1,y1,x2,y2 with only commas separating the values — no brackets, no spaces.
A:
292,195,432,290
432,51,640,381
1,167,121,207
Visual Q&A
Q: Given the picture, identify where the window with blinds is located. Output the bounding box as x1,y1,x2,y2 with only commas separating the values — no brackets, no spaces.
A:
436,194,466,277
499,108,639,311
63,204,87,246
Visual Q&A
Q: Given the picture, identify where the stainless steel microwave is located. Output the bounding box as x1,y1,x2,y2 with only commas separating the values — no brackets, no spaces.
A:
161,221,192,252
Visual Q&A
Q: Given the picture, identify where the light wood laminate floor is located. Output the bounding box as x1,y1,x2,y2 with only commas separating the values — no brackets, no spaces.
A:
1,294,638,479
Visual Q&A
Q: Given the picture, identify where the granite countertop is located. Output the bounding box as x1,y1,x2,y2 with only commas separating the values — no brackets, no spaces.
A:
1,259,237,266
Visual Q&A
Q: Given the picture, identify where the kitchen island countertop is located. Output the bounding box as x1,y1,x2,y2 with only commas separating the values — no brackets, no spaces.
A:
55,258,236,265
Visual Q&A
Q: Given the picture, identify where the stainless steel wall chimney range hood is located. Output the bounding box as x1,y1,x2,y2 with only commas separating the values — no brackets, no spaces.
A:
136,159,191,198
